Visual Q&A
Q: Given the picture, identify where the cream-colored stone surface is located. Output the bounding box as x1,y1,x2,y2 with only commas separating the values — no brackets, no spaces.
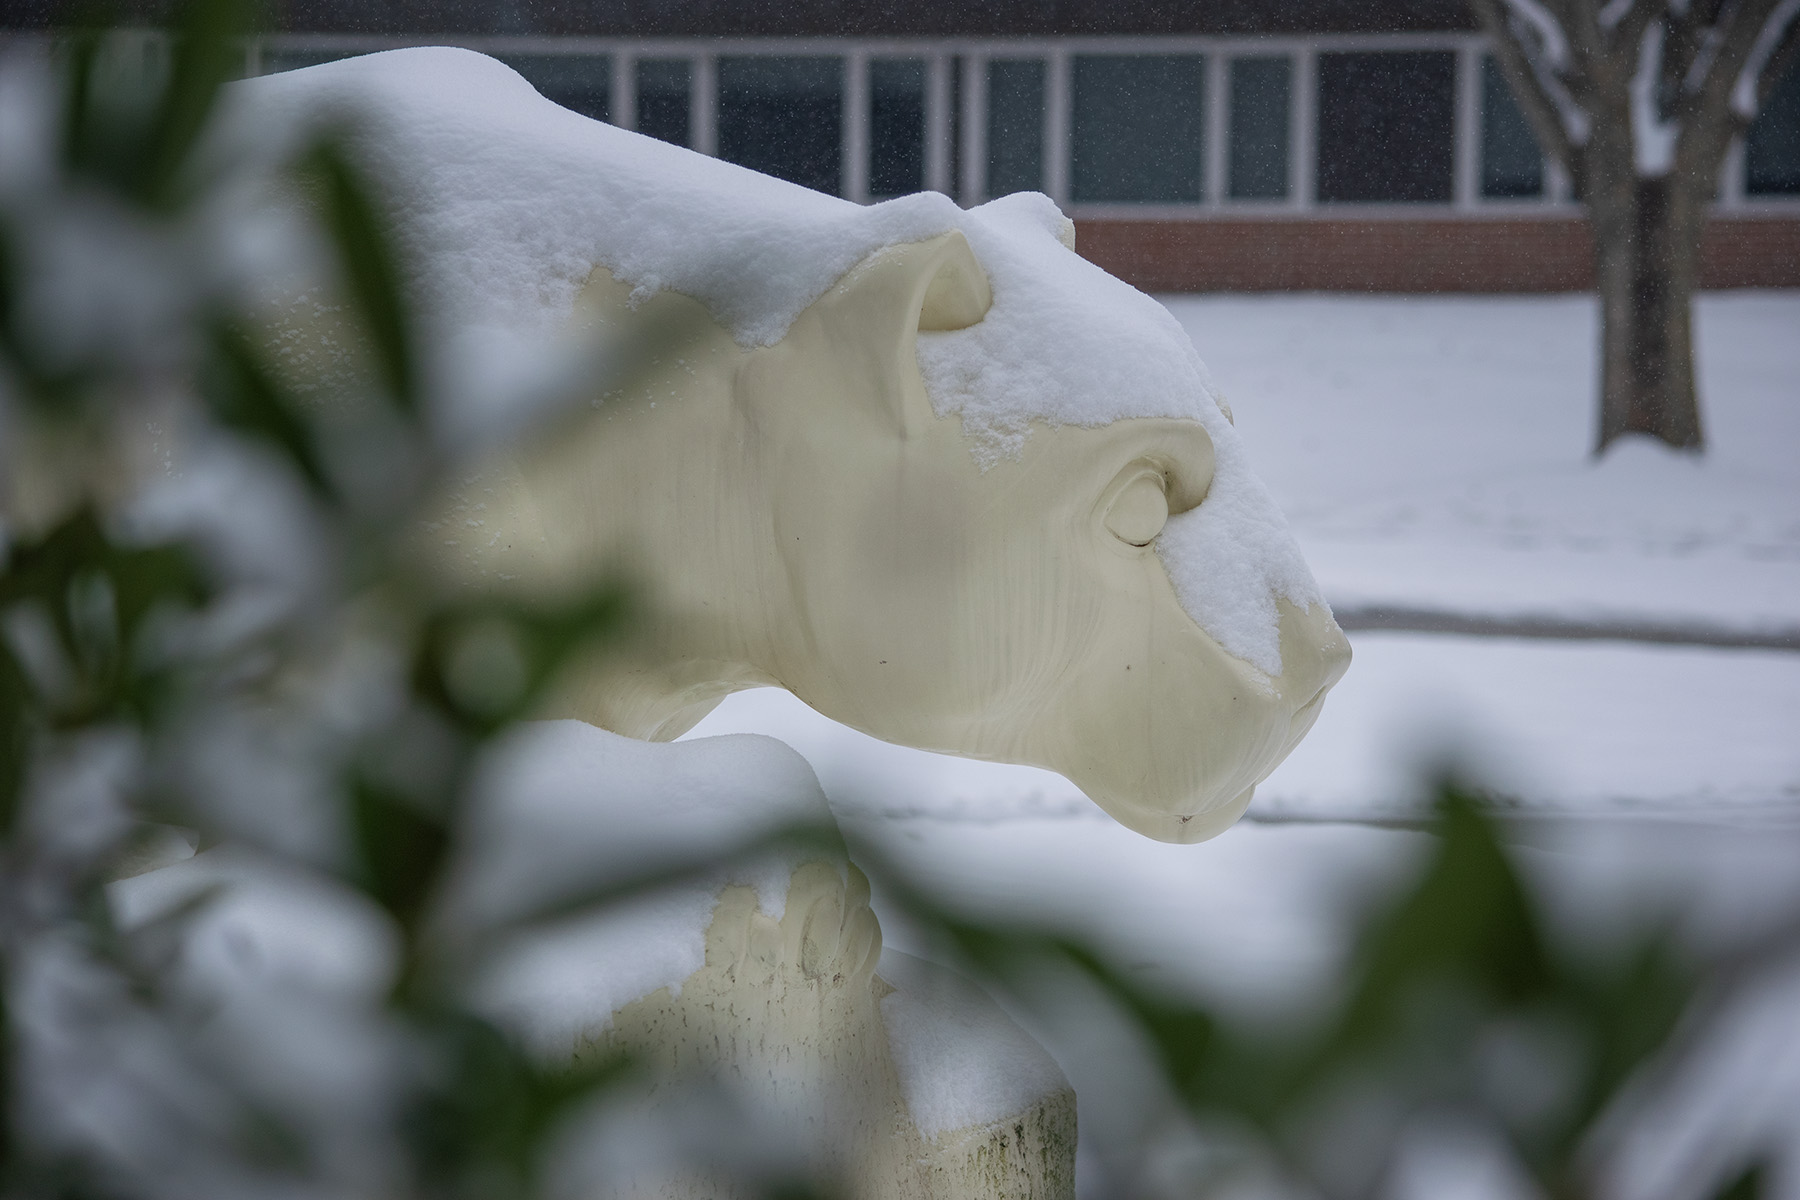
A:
428,232,1349,844
249,227,1349,1195
580,861,1075,1200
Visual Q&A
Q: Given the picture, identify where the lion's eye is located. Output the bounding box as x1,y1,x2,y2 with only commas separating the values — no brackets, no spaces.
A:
1105,470,1169,547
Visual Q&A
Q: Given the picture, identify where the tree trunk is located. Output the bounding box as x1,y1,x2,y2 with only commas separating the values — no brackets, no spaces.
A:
1592,176,1706,454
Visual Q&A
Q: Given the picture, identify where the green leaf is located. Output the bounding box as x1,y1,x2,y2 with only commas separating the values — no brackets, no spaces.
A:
139,0,256,209
56,25,107,181
51,0,254,209
0,650,33,836
0,507,209,726
417,584,633,735
1542,930,1693,1162
1711,1162,1769,1200
350,775,450,934
202,325,334,497
297,141,417,413
1340,786,1551,1044
403,1007,633,1196
0,219,86,409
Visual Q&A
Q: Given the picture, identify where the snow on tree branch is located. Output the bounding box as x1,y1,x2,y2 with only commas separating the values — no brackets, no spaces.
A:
1633,21,1679,173
1501,0,1576,67
1610,0,1675,60
1683,23,1728,95
1734,0,1800,116
1471,0,1589,158
1477,0,1598,146
1599,0,1642,31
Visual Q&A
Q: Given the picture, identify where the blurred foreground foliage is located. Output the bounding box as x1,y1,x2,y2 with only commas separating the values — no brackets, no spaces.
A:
0,7,1793,1200
911,786,1786,1200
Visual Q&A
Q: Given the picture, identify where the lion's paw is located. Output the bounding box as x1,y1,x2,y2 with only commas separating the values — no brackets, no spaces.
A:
705,861,881,988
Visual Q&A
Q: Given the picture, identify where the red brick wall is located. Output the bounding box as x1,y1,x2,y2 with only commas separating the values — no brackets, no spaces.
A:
1073,215,1800,293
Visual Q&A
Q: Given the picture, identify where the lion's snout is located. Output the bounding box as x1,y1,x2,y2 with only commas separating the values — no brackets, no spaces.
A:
1037,594,1351,845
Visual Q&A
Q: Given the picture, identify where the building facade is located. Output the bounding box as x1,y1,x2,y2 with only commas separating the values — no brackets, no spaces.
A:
12,1,1799,290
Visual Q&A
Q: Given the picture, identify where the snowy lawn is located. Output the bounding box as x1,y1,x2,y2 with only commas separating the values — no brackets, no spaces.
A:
1171,291,1800,639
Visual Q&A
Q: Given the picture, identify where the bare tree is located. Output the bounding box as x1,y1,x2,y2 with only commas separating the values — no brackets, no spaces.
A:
1468,0,1800,453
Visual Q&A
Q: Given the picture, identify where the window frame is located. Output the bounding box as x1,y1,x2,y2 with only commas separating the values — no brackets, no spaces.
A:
234,29,1800,218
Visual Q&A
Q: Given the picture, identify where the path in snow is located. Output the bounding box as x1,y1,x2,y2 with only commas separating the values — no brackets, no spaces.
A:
687,635,1800,827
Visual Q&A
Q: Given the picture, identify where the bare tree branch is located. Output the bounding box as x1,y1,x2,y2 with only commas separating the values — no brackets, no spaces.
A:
1743,0,1800,113
1754,9,1800,106
1611,0,1672,56
1510,0,1582,63
1680,0,1790,165
1662,3,1708,102
1597,0,1642,31
1567,0,1609,64
1679,20,1730,101
1474,0,1586,165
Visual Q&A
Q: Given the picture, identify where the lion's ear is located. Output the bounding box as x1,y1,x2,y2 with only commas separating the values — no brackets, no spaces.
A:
916,231,991,331
828,230,991,341
819,231,991,433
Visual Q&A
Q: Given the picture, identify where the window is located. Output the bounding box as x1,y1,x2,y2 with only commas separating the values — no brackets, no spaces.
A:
1316,51,1455,203
1746,56,1800,196
636,58,691,148
1228,56,1291,201
948,56,964,197
869,58,925,197
718,56,843,196
1072,54,1206,204
499,55,611,123
987,58,1046,196
1481,55,1543,198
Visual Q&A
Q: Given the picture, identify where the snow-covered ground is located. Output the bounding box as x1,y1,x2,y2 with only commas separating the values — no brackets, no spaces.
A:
1182,291,1800,640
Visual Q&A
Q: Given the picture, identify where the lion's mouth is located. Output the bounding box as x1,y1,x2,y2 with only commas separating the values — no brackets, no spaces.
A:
1295,683,1330,722
1270,681,1334,771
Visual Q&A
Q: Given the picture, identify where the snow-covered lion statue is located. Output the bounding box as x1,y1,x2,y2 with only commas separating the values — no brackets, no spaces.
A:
214,46,1350,1200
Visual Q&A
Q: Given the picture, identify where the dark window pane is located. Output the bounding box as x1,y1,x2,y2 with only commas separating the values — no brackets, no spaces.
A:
870,58,924,197
987,58,1045,196
1228,56,1291,200
1481,54,1544,198
949,56,963,199
1747,55,1800,195
718,56,843,196
1072,54,1205,204
1316,51,1454,203
261,48,352,74
636,58,690,148
500,55,611,123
